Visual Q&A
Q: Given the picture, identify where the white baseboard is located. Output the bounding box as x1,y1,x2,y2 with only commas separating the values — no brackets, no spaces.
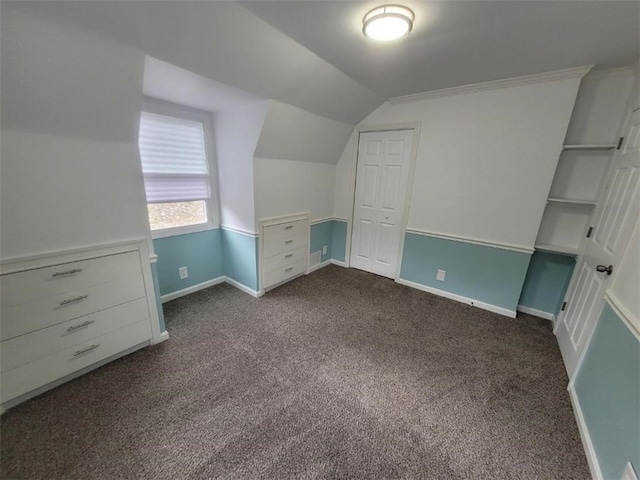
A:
330,259,347,267
517,305,555,321
161,277,225,303
223,276,262,298
307,259,331,273
568,385,602,480
161,275,262,302
395,278,517,318
152,330,170,345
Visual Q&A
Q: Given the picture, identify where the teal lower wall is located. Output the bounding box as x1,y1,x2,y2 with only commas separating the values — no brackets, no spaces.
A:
308,219,348,263
518,251,576,315
399,233,531,312
331,220,347,262
221,228,259,291
574,303,639,480
152,220,343,299
150,262,166,332
152,229,224,297
310,221,333,263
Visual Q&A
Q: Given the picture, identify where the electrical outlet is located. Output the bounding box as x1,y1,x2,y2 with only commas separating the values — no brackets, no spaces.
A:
436,269,446,281
178,266,188,280
322,245,328,255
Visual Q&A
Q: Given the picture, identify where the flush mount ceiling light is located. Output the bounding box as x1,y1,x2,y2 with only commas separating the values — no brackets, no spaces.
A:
363,4,414,42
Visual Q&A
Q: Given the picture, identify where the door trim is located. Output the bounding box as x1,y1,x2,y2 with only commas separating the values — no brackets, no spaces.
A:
345,122,421,281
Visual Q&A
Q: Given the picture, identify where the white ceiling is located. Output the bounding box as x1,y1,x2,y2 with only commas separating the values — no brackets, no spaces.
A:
241,0,640,99
7,1,640,124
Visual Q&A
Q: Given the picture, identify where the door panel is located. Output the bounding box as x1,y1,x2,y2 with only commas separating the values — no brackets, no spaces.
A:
557,109,640,378
361,165,378,208
356,220,374,260
388,139,405,156
564,263,589,332
569,272,602,348
377,223,394,265
350,130,414,278
382,165,402,211
365,139,382,155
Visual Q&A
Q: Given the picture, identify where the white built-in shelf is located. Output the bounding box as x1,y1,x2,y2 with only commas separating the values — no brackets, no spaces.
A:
547,197,597,206
534,243,579,256
562,144,617,151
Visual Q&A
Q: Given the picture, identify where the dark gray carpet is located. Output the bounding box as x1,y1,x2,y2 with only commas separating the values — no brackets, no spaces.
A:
1,265,589,479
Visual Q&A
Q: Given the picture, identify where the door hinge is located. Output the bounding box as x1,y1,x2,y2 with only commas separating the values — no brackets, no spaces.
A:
561,301,567,311
617,137,624,149
586,226,593,238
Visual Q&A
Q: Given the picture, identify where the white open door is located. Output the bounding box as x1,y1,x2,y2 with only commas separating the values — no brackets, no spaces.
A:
350,130,413,278
556,109,640,378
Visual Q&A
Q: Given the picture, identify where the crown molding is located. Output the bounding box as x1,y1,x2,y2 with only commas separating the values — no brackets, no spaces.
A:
583,65,636,81
388,65,594,104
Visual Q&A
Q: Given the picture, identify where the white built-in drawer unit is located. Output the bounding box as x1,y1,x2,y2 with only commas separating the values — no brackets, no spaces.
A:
0,244,155,407
260,213,310,291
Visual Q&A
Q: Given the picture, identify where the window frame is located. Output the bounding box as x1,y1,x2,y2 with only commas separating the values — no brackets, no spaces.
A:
140,99,220,239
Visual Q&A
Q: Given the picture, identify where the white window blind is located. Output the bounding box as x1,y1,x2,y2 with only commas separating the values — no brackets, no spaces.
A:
138,112,211,203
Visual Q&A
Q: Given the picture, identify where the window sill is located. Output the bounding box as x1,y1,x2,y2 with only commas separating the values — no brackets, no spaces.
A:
150,222,219,240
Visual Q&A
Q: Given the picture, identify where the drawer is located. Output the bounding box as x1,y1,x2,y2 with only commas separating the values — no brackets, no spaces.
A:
264,259,307,289
1,320,151,404
263,233,308,258
1,276,146,341
263,246,307,274
0,251,141,307
1,298,149,372
263,220,307,241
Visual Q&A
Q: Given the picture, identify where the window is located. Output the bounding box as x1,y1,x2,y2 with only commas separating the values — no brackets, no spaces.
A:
138,110,215,237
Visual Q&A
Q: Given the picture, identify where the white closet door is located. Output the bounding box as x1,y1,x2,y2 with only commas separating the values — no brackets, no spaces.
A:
556,109,640,378
350,130,413,278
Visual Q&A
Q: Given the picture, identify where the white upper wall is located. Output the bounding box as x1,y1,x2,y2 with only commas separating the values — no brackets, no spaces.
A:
565,68,636,145
214,102,270,234
254,158,336,224
0,6,149,260
333,132,357,221
255,101,353,165
1,6,143,144
335,74,584,250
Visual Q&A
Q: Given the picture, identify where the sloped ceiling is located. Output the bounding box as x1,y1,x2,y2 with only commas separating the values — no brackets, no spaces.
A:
242,1,640,99
5,1,384,125
255,101,353,164
143,56,265,113
6,1,639,124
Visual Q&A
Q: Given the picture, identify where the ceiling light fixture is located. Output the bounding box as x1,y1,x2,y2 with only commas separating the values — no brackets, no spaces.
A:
363,4,414,42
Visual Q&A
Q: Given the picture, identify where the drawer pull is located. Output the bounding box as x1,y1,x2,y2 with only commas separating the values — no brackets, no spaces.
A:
67,320,95,332
285,267,294,273
52,268,83,277
285,240,294,245
285,254,294,259
285,225,294,230
59,295,89,306
73,344,100,357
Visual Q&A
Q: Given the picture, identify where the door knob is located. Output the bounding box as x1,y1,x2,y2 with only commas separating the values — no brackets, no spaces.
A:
596,264,614,276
